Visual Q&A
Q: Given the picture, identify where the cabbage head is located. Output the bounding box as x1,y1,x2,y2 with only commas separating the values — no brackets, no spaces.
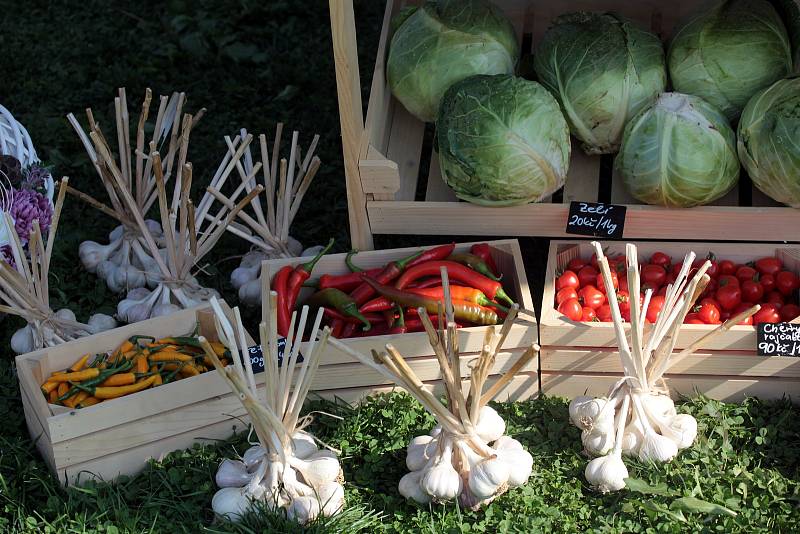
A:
616,93,740,208
738,77,800,208
668,0,792,121
387,0,519,123
437,75,571,206
533,12,666,155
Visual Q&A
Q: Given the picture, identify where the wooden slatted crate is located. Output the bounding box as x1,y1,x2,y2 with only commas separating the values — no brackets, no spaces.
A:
329,0,800,249
16,303,256,486
263,239,539,402
539,240,800,402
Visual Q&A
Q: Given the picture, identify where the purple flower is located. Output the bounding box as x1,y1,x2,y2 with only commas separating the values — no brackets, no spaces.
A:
0,244,15,269
24,164,51,192
10,188,52,244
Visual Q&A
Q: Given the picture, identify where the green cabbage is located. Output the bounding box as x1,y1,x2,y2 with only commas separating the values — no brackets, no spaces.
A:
668,0,792,121
533,12,666,155
738,77,800,207
616,93,740,208
387,0,519,123
437,75,571,206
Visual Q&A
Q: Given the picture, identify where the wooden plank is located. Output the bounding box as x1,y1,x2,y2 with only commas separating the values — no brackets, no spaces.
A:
563,150,601,203
385,104,425,201
366,201,800,242
541,372,800,403
424,150,458,202
751,186,784,207
362,0,399,156
609,166,639,205
20,387,56,473
359,158,400,197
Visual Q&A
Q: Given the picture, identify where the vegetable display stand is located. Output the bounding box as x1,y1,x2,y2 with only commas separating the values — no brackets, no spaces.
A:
262,239,538,403
539,240,800,402
329,0,800,250
16,303,255,486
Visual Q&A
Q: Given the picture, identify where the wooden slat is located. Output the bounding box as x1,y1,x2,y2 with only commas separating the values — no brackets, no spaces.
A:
385,104,425,201
751,186,784,207
563,150,601,203
424,150,458,202
366,201,800,242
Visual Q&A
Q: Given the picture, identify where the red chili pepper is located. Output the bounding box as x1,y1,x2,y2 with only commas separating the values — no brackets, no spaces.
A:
324,307,384,325
447,252,501,281
362,278,499,325
394,260,514,306
407,285,507,311
272,265,293,337
389,307,407,334
470,243,500,277
285,238,334,318
349,249,424,305
407,277,442,289
359,296,394,313
340,322,357,338
406,243,456,269
319,268,382,292
329,318,345,338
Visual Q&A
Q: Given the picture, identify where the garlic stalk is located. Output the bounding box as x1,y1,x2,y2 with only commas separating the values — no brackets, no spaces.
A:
215,126,323,306
1,180,116,353
201,293,343,524
328,265,539,510
571,242,761,492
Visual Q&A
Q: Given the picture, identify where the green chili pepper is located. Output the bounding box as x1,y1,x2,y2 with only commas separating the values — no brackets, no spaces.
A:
305,288,372,331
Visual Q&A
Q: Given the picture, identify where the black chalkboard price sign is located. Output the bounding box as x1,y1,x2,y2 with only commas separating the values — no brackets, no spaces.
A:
757,322,800,357
566,201,626,239
244,338,303,374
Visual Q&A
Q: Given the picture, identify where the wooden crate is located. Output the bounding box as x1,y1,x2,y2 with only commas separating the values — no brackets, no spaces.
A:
329,0,800,249
263,239,539,401
539,240,800,401
16,303,256,486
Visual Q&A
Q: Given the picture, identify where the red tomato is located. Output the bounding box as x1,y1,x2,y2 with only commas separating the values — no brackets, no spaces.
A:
556,270,580,291
642,264,667,289
650,252,671,268
701,278,718,298
567,257,588,272
776,271,799,296
736,265,758,282
577,266,599,288
597,270,619,293
578,285,605,310
719,260,737,275
557,298,583,321
740,280,764,303
581,307,597,322
697,302,721,324
646,296,665,323
700,297,720,308
719,311,731,322
761,273,776,293
596,304,612,322
616,290,631,313
684,312,704,324
766,290,784,309
781,304,800,321
657,286,668,297
755,257,782,276
753,304,781,324
705,256,720,279
718,275,740,288
618,276,629,293
715,284,742,311
733,303,754,325
555,287,578,306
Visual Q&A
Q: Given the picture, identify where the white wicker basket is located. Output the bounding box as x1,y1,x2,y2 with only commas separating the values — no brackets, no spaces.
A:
0,104,39,167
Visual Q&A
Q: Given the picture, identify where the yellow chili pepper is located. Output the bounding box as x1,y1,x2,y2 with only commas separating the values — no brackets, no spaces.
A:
149,352,193,363
69,354,91,372
93,375,158,399
48,389,58,404
77,396,100,408
64,391,90,409
99,373,136,387
41,381,60,395
47,368,100,383
135,354,149,374
57,382,69,398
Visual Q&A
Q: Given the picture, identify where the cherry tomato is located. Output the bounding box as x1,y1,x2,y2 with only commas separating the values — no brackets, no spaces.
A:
578,285,605,310
736,265,758,282
618,276,629,293
755,257,782,276
555,287,578,306
753,304,781,324
684,312,704,324
719,311,731,322
556,270,580,291
780,303,800,322
718,275,740,288
701,278,718,298
776,271,799,296
715,284,742,311
766,290,784,309
740,280,764,303
697,302,721,324
596,270,618,293
646,296,665,323
700,297,720,308
616,290,641,314
577,266,599,288
650,252,671,268
657,286,668,297
581,307,597,322
567,257,588,272
733,303,754,325
596,304,612,322
704,255,719,278
642,264,667,289
760,273,776,293
557,298,583,321
719,260,737,275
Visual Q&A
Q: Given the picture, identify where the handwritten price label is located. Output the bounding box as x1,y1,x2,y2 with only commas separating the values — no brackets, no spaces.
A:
244,338,303,373
757,322,800,357
566,201,626,239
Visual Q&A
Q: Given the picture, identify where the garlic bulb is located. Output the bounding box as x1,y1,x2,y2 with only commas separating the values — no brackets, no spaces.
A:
665,414,698,449
79,240,119,273
621,416,645,456
316,481,345,516
492,435,523,451
569,396,613,433
585,454,628,493
475,406,506,443
468,455,510,499
495,448,533,488
582,427,615,456
288,454,342,487
242,445,266,470
421,454,462,502
406,435,437,471
211,486,252,521
11,325,35,354
292,431,319,459
287,496,320,524
399,471,431,504
638,431,678,463
644,394,677,419
216,459,252,488
87,313,117,334
238,278,262,306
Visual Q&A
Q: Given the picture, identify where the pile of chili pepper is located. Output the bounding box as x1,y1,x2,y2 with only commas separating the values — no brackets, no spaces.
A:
40,334,230,408
274,242,516,339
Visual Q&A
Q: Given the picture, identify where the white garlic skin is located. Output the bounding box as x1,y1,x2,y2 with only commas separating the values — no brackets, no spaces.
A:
11,325,35,354
215,459,253,488
316,481,345,517
495,448,533,488
79,240,117,273
211,486,251,522
582,427,615,457
406,435,437,472
468,455,510,499
585,454,628,493
238,278,262,306
421,458,462,501
289,454,341,488
398,470,431,504
569,396,610,431
292,431,319,459
87,313,117,334
287,496,320,524
666,414,697,449
638,432,678,463
475,405,506,443
621,416,645,456
645,394,677,419
492,435,523,451
231,264,259,290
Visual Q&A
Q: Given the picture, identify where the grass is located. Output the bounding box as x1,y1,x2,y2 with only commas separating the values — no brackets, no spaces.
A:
1,0,800,532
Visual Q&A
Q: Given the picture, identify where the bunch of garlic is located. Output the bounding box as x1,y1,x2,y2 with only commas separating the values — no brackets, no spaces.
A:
11,308,116,354
578,242,759,493
399,405,533,509
201,296,344,524
79,221,166,293
116,282,219,324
